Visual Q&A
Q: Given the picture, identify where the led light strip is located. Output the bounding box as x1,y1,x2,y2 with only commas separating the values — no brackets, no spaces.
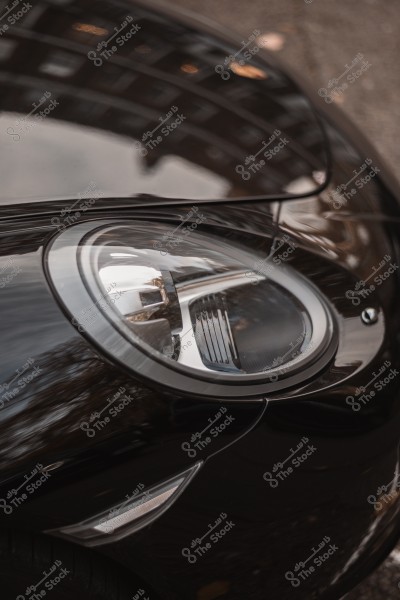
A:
47,463,202,547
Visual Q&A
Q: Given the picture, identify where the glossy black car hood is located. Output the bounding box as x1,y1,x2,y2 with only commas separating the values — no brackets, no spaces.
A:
0,0,329,207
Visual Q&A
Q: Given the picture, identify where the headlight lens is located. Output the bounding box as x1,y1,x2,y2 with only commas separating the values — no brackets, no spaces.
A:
46,220,337,399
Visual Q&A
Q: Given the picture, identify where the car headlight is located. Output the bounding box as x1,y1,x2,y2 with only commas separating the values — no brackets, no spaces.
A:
45,219,337,399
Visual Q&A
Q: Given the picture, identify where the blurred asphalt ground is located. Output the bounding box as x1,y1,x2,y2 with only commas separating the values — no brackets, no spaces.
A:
172,0,400,179
170,0,400,598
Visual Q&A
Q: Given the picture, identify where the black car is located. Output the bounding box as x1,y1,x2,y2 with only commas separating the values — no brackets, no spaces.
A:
0,1,399,599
